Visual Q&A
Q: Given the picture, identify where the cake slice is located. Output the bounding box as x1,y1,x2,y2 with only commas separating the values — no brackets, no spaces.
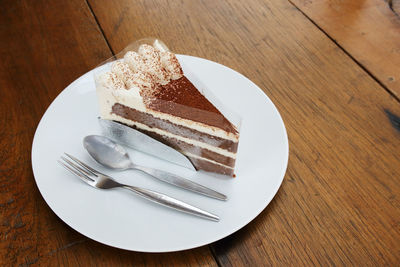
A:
96,42,239,176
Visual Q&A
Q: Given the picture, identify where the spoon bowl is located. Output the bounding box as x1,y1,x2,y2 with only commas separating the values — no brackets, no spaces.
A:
83,135,133,170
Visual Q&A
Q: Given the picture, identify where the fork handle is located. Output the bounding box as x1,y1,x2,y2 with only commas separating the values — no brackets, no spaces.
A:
122,185,219,222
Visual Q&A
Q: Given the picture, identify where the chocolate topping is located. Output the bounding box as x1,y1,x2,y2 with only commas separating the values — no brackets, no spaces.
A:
145,76,238,134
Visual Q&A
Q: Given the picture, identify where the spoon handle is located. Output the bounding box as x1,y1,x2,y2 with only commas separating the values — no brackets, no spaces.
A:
132,165,227,201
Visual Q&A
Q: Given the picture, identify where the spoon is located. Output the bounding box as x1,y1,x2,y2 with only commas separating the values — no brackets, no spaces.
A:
83,135,227,201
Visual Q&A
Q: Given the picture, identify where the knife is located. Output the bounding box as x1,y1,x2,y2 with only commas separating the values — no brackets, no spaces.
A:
99,118,196,170
98,119,227,201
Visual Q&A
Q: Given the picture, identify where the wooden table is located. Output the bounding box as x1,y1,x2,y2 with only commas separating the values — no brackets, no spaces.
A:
1,0,399,265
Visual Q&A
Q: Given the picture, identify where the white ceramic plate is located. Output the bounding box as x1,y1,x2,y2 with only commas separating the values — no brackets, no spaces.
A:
31,55,289,252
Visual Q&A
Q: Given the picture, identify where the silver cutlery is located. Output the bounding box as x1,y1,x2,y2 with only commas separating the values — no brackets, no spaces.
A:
83,135,227,201
99,118,196,170
58,153,219,222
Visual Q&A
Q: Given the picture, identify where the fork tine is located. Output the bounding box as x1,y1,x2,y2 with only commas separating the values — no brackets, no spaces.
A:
60,156,95,181
64,153,103,176
58,159,94,183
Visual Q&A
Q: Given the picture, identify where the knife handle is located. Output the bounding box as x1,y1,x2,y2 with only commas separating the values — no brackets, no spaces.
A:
131,164,227,201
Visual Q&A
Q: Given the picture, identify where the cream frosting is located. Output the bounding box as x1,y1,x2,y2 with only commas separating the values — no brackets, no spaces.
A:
160,51,183,80
97,71,125,90
123,51,144,73
184,152,235,169
119,43,183,89
138,44,168,84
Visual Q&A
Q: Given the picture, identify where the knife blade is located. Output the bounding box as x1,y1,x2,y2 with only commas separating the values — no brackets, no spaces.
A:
98,118,196,171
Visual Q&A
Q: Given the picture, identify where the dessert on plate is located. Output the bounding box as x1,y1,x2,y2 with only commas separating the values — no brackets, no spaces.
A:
95,40,239,176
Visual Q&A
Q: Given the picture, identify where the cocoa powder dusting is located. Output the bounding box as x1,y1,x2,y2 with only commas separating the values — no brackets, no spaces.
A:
144,76,238,134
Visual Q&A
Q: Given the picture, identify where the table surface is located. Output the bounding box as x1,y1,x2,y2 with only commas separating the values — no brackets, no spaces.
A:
1,0,400,265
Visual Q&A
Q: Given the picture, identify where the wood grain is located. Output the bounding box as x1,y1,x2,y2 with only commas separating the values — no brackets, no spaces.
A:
290,0,400,99
87,0,400,265
388,0,400,15
0,0,217,265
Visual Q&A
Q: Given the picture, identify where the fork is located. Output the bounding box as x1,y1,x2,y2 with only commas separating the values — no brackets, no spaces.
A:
58,153,219,222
